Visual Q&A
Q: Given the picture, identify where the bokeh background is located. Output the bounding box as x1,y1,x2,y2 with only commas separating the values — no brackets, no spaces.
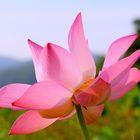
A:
0,1,140,140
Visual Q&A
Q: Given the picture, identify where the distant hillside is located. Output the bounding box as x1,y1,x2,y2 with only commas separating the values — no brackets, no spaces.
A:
0,59,36,87
92,53,100,62
0,56,21,70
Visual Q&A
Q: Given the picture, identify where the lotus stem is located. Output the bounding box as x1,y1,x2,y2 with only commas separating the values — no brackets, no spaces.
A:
75,104,90,140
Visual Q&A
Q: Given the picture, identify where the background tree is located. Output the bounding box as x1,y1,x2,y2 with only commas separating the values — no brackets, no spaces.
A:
125,19,140,69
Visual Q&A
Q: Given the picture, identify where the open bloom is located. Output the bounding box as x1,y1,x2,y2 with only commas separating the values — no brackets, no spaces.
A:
0,13,140,135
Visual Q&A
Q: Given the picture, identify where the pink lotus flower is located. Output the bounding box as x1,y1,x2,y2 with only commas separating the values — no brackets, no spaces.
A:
0,13,140,135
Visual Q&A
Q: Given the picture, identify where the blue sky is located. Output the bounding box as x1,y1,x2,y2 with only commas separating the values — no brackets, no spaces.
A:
0,1,140,60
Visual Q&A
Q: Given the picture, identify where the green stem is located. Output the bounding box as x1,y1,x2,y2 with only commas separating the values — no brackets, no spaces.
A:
75,104,90,140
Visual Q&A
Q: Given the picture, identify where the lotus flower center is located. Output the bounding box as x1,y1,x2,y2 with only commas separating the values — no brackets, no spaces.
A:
75,77,94,94
72,77,94,104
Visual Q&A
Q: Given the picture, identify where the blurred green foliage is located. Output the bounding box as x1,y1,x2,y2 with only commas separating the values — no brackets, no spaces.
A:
125,19,140,89
134,20,140,34
0,87,140,140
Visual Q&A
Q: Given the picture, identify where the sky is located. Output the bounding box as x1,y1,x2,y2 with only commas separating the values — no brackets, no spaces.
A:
0,0,140,60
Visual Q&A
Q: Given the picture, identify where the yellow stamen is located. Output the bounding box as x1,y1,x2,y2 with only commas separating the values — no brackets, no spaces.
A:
72,77,94,104
74,77,94,94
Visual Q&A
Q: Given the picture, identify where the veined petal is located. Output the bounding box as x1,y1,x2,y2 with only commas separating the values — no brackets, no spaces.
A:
0,84,30,110
82,104,104,125
68,13,96,80
102,34,138,70
41,43,82,90
109,68,140,101
74,78,111,107
28,39,44,82
9,110,57,135
13,81,74,117
100,49,140,86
